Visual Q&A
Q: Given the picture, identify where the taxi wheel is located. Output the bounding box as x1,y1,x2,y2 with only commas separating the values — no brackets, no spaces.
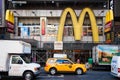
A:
49,68,57,75
75,68,83,75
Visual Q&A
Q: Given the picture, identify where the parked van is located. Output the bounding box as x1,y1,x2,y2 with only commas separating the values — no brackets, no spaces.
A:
111,56,120,78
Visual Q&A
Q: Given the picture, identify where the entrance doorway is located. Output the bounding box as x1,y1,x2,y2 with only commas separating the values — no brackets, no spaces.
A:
74,50,91,64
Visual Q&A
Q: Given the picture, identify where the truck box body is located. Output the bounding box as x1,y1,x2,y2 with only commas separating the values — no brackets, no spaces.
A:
0,40,31,72
0,40,31,53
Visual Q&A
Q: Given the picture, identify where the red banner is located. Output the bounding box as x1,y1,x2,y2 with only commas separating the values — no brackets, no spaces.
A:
41,19,45,35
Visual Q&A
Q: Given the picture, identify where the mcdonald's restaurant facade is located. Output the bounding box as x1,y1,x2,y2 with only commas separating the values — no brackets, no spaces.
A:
3,0,116,64
43,7,107,63
9,8,110,64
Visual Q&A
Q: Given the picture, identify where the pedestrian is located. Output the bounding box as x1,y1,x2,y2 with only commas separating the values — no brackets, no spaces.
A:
88,57,93,70
77,59,80,63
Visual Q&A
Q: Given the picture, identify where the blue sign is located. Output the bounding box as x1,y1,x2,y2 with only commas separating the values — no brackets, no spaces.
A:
21,27,30,37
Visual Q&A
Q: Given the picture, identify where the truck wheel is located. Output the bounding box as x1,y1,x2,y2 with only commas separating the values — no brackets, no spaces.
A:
49,68,57,75
75,68,83,75
23,71,33,80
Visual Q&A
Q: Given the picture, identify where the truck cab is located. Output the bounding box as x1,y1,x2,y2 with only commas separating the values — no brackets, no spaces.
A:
9,54,40,80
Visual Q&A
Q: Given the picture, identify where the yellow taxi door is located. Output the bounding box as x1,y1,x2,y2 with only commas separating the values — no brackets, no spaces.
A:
56,59,73,72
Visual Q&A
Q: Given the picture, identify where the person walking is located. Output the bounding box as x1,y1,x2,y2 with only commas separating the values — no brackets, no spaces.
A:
88,57,93,70
77,59,80,63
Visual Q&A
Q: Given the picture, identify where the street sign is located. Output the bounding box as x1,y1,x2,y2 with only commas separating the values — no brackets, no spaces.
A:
54,41,63,50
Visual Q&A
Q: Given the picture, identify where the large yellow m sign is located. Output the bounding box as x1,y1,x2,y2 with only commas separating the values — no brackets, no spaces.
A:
57,7,99,42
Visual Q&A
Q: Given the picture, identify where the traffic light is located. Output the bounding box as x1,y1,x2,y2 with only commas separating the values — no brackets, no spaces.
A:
5,10,15,33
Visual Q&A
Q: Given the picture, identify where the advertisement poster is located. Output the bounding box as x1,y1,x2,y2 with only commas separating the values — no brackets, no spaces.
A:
21,27,29,37
97,45,118,65
46,25,57,35
54,41,63,50
40,17,46,35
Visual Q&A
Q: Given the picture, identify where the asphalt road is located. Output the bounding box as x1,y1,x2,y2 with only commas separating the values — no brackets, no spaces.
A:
1,69,120,80
36,70,119,80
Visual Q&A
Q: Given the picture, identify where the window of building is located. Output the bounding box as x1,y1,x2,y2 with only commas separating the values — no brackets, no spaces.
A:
18,17,41,37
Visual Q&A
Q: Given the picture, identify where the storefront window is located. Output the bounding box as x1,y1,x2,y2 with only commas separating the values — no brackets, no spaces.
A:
98,27,103,36
18,17,41,37
83,27,87,36
87,27,92,36
63,27,73,36
106,33,111,40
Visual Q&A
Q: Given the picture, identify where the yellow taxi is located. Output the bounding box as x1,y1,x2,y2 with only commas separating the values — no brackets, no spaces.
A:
44,58,87,75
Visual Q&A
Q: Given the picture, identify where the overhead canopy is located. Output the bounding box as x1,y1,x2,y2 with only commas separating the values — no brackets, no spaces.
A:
11,0,108,9
11,0,107,2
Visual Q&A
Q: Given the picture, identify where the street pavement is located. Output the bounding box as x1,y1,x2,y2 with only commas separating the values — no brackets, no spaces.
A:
1,68,120,80
35,67,119,80
36,70,119,80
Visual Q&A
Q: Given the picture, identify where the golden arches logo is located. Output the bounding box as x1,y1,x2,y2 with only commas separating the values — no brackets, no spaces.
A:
57,7,99,42
5,10,14,24
105,10,113,24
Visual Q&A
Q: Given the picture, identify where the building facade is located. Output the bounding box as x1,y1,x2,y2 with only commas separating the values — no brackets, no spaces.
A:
2,0,118,65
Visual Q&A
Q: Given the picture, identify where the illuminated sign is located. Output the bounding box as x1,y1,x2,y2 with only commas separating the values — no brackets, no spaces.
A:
54,41,63,50
47,25,57,35
104,10,113,43
104,10,113,32
5,10,15,33
57,7,99,43
97,45,118,65
40,17,46,35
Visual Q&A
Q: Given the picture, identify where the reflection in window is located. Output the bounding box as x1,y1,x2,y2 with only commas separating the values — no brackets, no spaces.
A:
56,60,63,64
87,27,92,36
64,27,74,36
106,33,111,40
63,60,71,64
83,28,87,36
56,59,72,64
83,26,103,36
48,59,55,64
98,27,103,36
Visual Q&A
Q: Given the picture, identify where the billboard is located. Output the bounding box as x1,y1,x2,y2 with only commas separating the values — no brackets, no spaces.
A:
104,10,113,43
54,41,63,50
40,17,46,35
5,10,15,33
104,10,113,32
57,7,99,42
97,45,118,65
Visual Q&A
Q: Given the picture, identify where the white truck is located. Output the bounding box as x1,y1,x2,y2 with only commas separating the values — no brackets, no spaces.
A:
111,56,120,78
0,40,40,80
92,45,119,70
